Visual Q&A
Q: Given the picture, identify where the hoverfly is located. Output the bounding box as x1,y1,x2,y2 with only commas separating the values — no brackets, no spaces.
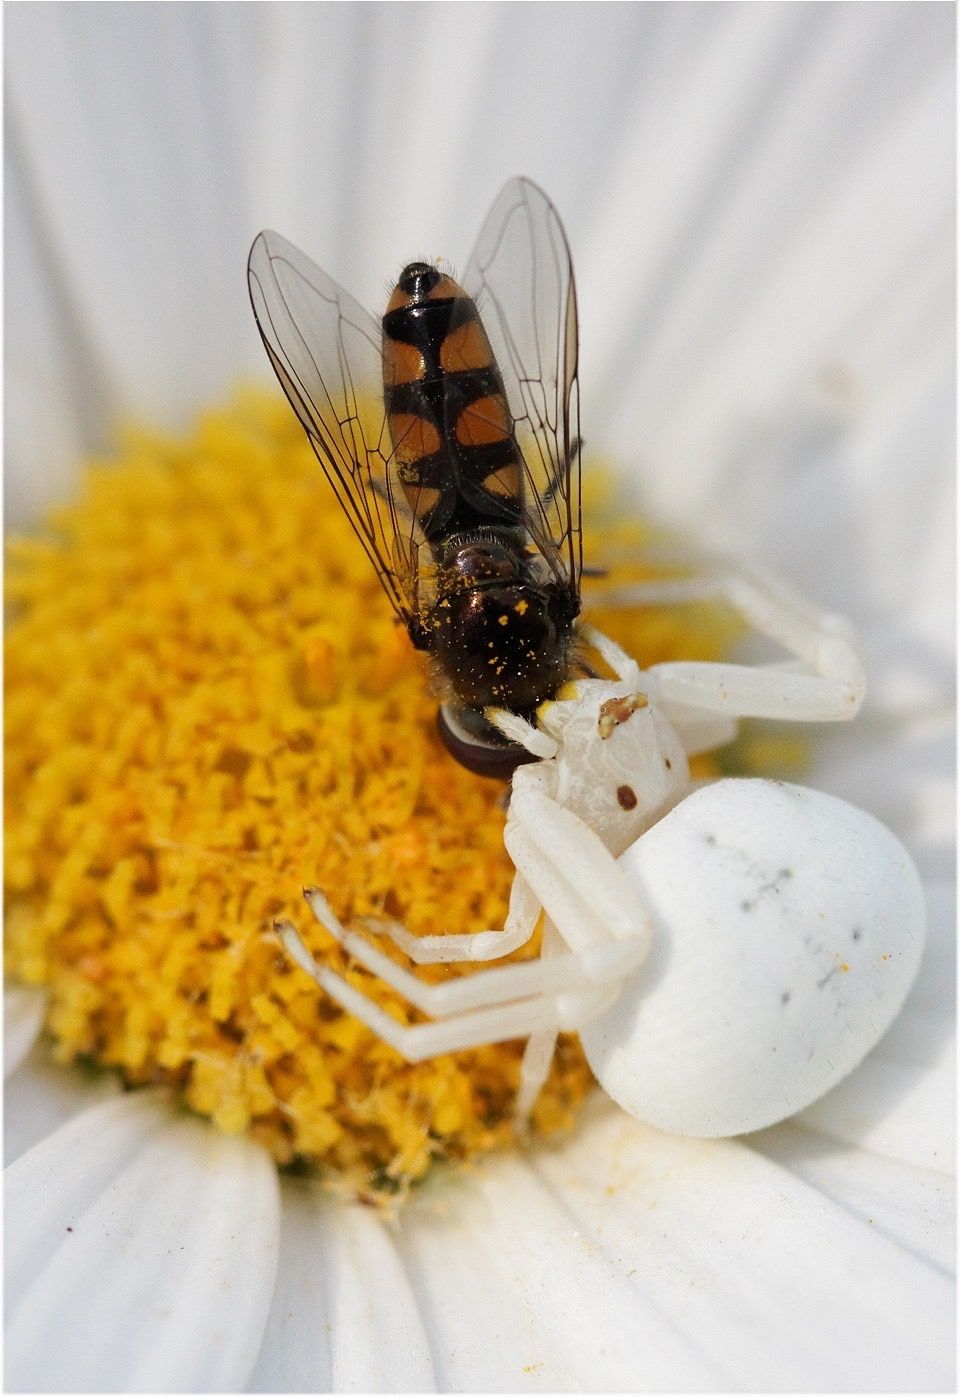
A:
248,178,582,777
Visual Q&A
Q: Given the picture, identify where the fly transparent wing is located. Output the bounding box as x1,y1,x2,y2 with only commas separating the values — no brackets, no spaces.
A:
463,177,582,600
248,229,426,627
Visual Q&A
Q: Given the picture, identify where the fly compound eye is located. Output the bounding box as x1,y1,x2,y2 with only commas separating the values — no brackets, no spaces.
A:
436,704,539,779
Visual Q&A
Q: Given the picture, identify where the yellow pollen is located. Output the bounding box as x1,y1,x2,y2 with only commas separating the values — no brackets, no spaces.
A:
4,389,787,1199
498,614,509,626
515,600,529,615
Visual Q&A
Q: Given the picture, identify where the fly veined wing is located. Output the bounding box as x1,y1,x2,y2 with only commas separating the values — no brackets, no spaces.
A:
248,230,427,628
463,178,582,604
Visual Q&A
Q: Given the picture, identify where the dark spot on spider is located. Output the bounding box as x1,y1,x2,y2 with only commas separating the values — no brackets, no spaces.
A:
781,990,791,1005
617,784,638,810
66,1226,74,1233
664,758,672,769
780,868,793,880
741,899,754,912
852,927,862,941
704,833,717,846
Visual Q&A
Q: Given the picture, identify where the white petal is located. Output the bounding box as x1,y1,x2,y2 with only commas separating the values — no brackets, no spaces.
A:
796,1043,955,1175
398,1181,585,1392
3,987,47,1078
400,1147,725,1392
246,1183,332,1392
6,1090,170,1307
326,1201,436,1392
4,135,90,517
5,2,263,457
751,1121,954,1274
809,716,955,882
249,1180,435,1393
522,1100,953,1391
387,1097,955,1391
5,5,953,567
4,1049,120,1167
6,1100,280,1393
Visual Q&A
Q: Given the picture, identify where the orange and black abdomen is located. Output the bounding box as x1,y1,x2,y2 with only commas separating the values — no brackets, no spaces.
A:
382,263,523,544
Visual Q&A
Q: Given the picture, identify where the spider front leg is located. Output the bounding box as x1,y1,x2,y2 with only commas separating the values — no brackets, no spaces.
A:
293,884,641,1014
513,922,564,1128
278,784,654,1063
278,903,638,1061
364,873,542,965
280,919,616,1059
597,564,865,723
503,782,656,951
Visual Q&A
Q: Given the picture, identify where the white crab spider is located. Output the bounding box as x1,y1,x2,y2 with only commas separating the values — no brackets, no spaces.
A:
280,563,925,1137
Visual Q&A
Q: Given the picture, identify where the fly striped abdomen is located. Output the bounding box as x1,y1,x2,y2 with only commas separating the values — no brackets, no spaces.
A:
382,263,523,543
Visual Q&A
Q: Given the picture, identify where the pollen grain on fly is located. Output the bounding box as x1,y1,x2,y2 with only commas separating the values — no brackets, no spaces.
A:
4,390,753,1197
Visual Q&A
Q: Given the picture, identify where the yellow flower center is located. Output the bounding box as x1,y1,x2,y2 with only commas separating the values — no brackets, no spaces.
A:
5,389,786,1198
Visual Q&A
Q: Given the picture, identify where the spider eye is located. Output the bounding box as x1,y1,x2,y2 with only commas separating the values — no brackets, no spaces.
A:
616,784,639,811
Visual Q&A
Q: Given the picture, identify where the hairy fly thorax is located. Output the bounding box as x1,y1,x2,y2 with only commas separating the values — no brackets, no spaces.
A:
424,531,576,716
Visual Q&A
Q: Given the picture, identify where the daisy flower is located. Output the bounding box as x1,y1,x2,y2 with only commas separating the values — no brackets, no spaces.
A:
5,4,954,1391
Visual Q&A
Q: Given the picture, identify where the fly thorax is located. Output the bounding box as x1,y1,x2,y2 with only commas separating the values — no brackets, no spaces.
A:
446,539,523,587
430,577,568,714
